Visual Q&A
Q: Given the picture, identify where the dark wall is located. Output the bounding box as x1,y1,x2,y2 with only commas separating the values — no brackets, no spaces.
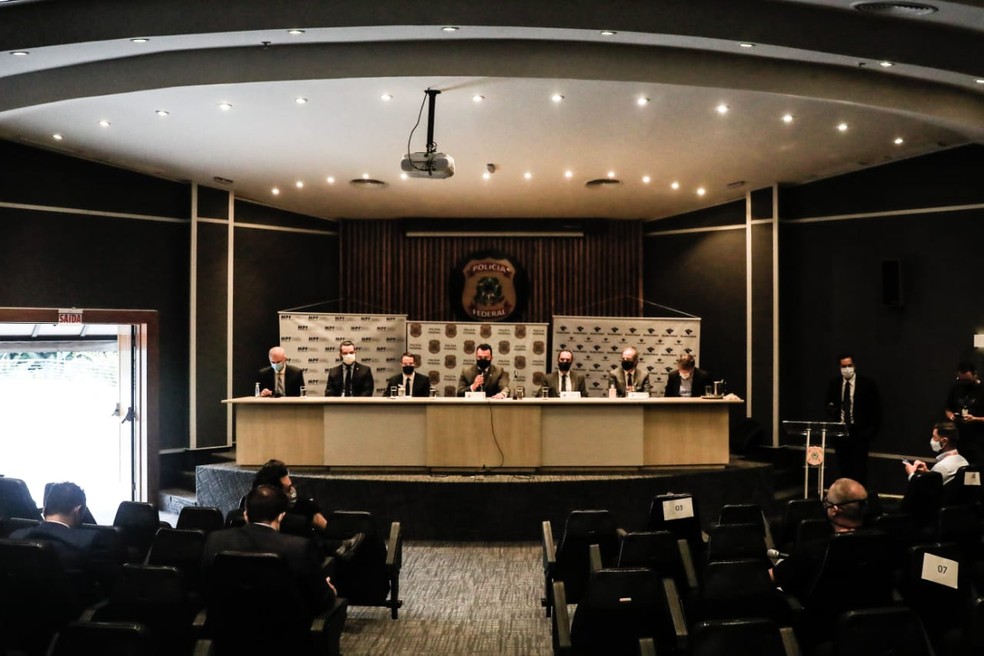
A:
0,140,191,450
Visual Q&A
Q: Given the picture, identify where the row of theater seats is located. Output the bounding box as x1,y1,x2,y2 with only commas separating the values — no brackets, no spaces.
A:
0,478,403,656
541,487,984,655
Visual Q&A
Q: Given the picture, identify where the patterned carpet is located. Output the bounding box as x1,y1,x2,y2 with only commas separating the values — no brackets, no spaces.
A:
340,541,552,655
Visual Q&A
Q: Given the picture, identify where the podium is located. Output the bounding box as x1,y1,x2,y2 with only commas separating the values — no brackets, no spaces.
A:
782,420,848,498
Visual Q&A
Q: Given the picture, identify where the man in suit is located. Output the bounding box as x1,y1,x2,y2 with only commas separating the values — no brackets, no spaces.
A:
664,353,713,398
457,343,510,398
607,346,651,397
325,340,374,397
203,485,337,616
825,353,881,485
539,349,587,397
385,352,431,397
258,346,305,397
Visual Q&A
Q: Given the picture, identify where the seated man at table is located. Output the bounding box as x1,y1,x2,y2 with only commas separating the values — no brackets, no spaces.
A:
607,346,651,397
325,340,374,397
385,352,431,397
258,345,305,397
457,343,510,399
664,353,713,398
539,349,588,397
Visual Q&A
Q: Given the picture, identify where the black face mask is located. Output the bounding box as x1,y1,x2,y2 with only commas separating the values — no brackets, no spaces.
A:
557,361,572,372
621,360,635,372
476,358,491,371
402,365,415,376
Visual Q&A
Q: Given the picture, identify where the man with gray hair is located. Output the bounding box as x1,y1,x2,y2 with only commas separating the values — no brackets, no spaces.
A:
258,345,305,397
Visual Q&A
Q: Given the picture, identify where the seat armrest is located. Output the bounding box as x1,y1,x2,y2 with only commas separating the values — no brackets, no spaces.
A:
661,577,689,651
79,598,109,622
542,521,557,572
385,521,402,570
192,607,208,636
552,581,572,654
677,538,699,590
639,637,657,656
779,626,802,656
588,543,602,573
192,639,215,656
617,527,627,539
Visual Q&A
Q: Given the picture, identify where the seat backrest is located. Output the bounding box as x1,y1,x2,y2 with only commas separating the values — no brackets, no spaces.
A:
0,477,41,520
176,506,224,534
647,494,702,553
323,510,376,540
700,558,789,623
836,606,935,656
794,518,833,552
900,472,944,526
902,542,967,638
47,621,151,656
0,516,40,538
690,618,791,656
555,510,620,604
324,510,391,603
945,465,984,507
936,504,981,546
145,528,205,589
706,523,767,563
805,530,895,616
569,568,671,655
224,507,246,528
779,499,825,550
718,504,765,529
617,531,690,588
113,501,161,562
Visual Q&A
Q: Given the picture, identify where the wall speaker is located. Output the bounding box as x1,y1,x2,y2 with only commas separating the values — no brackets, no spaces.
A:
881,259,903,307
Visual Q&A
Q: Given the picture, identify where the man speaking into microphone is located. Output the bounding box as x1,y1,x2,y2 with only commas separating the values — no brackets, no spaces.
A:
456,343,510,399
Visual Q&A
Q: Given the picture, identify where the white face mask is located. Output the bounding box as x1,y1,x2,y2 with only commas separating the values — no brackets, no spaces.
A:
841,366,855,379
342,353,356,365
930,438,943,453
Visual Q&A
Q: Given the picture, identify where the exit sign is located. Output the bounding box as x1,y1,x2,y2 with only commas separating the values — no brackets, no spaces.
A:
58,309,83,324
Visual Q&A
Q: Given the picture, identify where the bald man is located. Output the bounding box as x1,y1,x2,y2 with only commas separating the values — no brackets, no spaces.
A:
258,346,306,397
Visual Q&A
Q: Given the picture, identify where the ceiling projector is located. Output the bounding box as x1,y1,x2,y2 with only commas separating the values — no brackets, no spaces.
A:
401,152,455,179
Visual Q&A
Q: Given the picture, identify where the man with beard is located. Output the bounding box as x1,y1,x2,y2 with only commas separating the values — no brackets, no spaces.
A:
456,343,510,399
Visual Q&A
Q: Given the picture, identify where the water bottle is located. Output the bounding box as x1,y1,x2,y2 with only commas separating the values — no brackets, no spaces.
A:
254,382,261,397
608,382,617,399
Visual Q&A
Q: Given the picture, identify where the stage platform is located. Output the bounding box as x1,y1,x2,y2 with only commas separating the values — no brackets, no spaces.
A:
196,459,774,541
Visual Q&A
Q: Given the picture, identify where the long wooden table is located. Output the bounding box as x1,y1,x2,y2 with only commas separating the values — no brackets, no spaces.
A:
225,396,742,470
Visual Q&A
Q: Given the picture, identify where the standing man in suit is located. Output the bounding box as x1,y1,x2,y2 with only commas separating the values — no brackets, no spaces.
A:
825,353,881,485
664,353,713,398
607,346,651,397
539,349,588,397
258,346,305,397
385,352,431,397
457,343,510,398
203,485,337,616
944,361,984,465
325,340,374,397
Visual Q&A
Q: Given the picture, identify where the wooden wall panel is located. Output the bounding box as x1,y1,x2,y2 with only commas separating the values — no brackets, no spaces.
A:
338,220,641,323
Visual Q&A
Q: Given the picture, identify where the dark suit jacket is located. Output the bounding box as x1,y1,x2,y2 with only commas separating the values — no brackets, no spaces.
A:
539,370,588,397
10,521,121,601
385,371,431,397
257,364,305,397
457,364,510,397
10,521,99,571
325,362,375,397
825,374,881,441
607,367,652,397
202,523,334,614
664,368,714,398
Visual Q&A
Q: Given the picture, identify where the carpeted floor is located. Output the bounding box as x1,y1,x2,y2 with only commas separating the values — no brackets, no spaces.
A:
340,541,552,655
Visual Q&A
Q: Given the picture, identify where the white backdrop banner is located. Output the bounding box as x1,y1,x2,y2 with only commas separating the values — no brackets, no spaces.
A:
551,315,701,397
406,321,549,397
279,312,407,396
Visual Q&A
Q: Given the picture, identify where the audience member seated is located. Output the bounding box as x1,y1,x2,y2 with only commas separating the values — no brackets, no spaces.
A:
903,421,969,486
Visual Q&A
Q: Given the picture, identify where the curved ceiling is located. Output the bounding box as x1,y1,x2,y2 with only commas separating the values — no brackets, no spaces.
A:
1,0,981,221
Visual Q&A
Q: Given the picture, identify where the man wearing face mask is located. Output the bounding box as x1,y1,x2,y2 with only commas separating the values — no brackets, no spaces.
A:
903,422,968,485
325,340,375,397
607,346,651,397
539,349,588,397
664,353,713,398
386,352,431,397
456,343,510,399
944,362,984,465
825,353,881,485
258,346,305,397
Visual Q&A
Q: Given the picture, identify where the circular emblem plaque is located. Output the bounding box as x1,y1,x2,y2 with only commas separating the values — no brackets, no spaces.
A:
449,250,528,321
806,446,825,467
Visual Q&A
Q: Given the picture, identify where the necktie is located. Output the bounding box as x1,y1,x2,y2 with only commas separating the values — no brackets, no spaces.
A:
843,381,852,424
275,372,284,397
627,372,633,391
405,377,412,397
344,366,352,396
562,374,568,392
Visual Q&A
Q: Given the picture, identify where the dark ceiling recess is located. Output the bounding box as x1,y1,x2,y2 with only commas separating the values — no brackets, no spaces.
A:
851,2,938,16
585,179,622,188
349,178,387,188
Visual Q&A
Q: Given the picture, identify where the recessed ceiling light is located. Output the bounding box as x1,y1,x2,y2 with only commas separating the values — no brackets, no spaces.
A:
879,60,894,67
287,29,305,35
380,94,393,101
600,30,617,36
696,187,706,196
51,133,63,141
218,102,233,111
551,94,564,103
130,38,149,43
155,109,170,117
326,176,335,184
894,137,905,145
738,42,755,48
362,173,370,180
716,103,729,115
11,51,29,56
607,171,616,179
671,181,680,190
642,175,651,184
442,26,459,32
837,122,849,132
564,170,573,179
524,172,533,180
472,95,485,103
295,181,304,189
98,120,111,128
482,172,491,180
975,79,984,85
401,172,409,180
782,113,794,124
295,97,308,104
637,97,650,106
271,187,280,196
